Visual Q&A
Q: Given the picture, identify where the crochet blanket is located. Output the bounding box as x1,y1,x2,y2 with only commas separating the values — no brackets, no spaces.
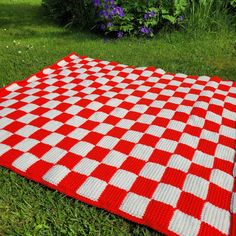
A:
0,53,235,236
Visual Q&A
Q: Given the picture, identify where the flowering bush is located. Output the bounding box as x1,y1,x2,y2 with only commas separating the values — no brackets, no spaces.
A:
92,0,188,37
43,0,235,37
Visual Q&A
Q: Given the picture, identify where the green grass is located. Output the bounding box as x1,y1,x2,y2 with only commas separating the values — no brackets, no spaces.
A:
0,0,236,235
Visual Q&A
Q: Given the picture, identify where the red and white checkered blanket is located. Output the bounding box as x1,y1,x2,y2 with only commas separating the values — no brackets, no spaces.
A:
0,53,235,236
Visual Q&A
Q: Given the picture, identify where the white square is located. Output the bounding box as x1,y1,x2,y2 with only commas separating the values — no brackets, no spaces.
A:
0,130,12,142
121,131,143,143
77,177,107,201
200,129,219,143
150,100,165,109
215,144,235,163
106,98,123,107
87,101,103,111
140,162,165,181
42,110,61,119
109,169,137,190
41,133,65,146
131,104,148,113
93,123,113,135
188,115,205,128
110,108,128,118
14,139,39,152
17,114,38,124
152,183,181,207
183,174,209,199
192,151,214,168
43,165,70,185
70,141,94,157
210,169,234,191
155,139,178,153
145,125,165,137
142,92,158,100
42,100,61,109
124,95,140,104
168,155,191,172
206,111,222,124
137,85,150,92
102,151,127,168
179,133,199,149
167,120,186,132
65,105,83,115
220,125,236,140
137,114,156,124
41,147,67,163
169,210,201,236
97,136,119,149
12,153,39,172
116,119,135,129
89,112,108,122
130,144,154,161
20,104,39,113
201,203,230,235
158,109,175,119
66,116,86,127
16,125,39,137
120,193,150,218
68,128,89,140
42,120,63,132
0,144,10,156
73,158,99,175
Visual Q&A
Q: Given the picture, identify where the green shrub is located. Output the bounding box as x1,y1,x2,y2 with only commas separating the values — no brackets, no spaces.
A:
42,0,235,36
42,0,95,28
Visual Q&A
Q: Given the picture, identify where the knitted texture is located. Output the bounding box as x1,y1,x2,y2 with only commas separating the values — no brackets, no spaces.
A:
0,53,235,236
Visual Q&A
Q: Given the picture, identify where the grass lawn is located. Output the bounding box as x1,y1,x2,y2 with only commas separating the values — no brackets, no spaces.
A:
0,0,236,235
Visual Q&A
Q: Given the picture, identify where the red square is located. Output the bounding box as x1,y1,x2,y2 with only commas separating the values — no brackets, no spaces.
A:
7,110,26,120
30,129,51,141
56,124,76,136
3,134,24,146
30,117,50,127
207,183,232,210
54,113,73,123
83,132,104,145
4,121,25,133
80,120,99,130
120,157,145,174
161,167,186,189
188,163,211,181
57,153,82,169
139,134,159,148
177,192,205,219
130,177,158,198
175,143,195,160
107,127,127,138
144,200,174,232
87,146,110,162
114,140,135,155
131,122,149,132
162,129,182,142
149,149,171,166
197,139,217,155
91,164,117,182
58,172,87,193
0,149,23,167
56,137,78,150
29,143,52,158
27,160,53,180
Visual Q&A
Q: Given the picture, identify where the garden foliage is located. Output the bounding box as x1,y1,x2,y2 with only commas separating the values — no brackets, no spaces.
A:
42,0,236,37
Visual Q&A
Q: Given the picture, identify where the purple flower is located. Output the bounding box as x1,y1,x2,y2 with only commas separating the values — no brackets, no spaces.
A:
178,15,184,21
107,22,113,27
117,31,124,38
140,26,152,35
93,0,101,7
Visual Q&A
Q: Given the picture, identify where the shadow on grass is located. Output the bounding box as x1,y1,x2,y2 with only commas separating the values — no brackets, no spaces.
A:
0,2,100,41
